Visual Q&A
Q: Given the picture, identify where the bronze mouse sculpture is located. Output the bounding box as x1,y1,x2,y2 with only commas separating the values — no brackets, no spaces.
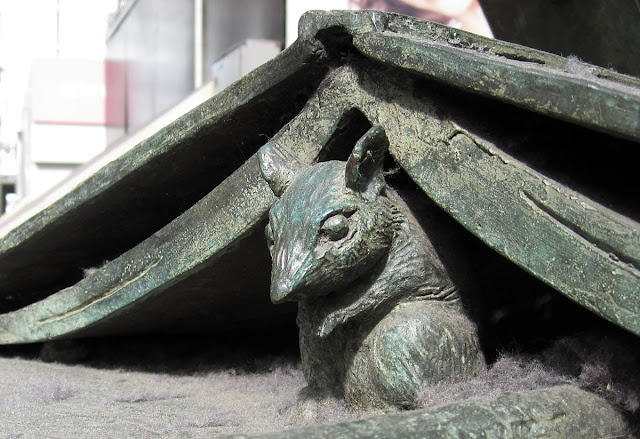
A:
259,125,485,410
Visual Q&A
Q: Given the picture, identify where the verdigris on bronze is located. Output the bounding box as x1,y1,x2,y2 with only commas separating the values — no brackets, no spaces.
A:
0,10,638,343
228,386,629,439
0,12,640,343
0,8,637,438
259,125,484,409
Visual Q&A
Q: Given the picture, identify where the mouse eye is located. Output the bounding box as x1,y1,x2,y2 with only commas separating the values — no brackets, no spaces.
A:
321,214,349,241
265,223,275,247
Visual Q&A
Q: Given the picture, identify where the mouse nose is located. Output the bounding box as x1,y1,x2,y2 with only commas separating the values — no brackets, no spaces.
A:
271,280,292,303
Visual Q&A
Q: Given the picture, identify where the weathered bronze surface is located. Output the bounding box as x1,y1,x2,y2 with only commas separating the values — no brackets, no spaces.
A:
259,126,484,409
0,8,638,437
227,386,629,439
1,10,638,344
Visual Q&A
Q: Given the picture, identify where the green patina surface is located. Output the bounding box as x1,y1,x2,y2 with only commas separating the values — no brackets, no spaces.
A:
259,124,485,409
227,386,628,439
1,8,638,437
0,8,637,343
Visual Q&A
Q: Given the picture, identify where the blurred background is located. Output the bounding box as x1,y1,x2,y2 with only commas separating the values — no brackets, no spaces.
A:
0,0,637,220
0,0,491,219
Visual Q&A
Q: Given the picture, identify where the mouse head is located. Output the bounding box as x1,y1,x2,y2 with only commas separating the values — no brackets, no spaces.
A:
259,126,396,303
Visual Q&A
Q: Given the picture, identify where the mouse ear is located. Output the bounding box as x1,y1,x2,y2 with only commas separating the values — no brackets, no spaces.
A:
345,125,388,200
259,141,307,196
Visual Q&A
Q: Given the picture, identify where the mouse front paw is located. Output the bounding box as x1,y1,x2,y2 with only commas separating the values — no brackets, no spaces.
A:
319,311,346,337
